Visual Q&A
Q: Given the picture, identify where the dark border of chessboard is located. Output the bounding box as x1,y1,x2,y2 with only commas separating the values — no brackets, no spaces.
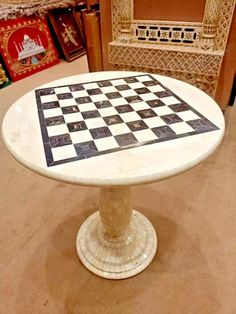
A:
35,74,220,167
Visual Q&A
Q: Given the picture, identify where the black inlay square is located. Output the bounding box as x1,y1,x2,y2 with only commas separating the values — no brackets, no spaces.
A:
57,93,73,100
74,141,98,157
143,80,157,87
137,109,156,119
187,118,218,132
115,133,138,147
169,103,189,112
42,101,60,110
124,77,139,84
161,114,183,124
155,91,172,98
106,92,122,99
87,88,102,96
46,115,65,126
115,84,131,91
147,99,165,107
90,126,112,139
103,115,123,125
67,121,87,132
115,104,134,114
152,126,176,139
69,84,84,91
39,88,55,96
49,134,72,148
75,96,92,104
94,100,112,109
82,110,101,119
62,105,79,114
125,95,142,103
134,87,150,94
98,81,112,87
127,120,148,131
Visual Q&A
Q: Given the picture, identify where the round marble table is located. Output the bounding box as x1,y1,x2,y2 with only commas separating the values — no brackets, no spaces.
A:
2,71,225,279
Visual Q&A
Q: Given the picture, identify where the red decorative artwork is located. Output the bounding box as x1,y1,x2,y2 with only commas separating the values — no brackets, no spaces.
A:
0,17,59,81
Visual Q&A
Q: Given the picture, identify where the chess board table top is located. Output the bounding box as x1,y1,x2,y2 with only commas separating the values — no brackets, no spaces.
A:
2,71,225,187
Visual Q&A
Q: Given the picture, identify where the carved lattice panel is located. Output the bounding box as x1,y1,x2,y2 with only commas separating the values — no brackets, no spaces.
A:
214,0,236,50
109,0,235,99
109,44,222,76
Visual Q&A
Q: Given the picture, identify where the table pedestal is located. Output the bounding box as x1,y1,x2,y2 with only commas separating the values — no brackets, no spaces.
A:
76,187,157,279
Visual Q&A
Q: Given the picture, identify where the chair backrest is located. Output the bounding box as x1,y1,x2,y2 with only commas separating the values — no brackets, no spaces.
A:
108,0,236,99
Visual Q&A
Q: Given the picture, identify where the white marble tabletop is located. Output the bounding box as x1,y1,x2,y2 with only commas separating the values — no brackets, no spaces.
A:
2,71,225,187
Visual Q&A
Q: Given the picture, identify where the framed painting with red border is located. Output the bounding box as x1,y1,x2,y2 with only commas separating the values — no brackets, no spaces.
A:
0,17,59,81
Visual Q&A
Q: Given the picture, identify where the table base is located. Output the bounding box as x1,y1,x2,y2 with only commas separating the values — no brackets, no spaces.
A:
76,210,157,279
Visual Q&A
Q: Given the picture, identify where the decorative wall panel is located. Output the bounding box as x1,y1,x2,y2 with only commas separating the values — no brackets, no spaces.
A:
109,0,236,98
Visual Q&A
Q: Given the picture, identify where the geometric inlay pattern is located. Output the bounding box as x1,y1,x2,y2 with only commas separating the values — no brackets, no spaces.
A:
35,74,219,167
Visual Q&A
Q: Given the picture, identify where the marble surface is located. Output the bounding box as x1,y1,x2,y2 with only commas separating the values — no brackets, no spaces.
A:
2,71,225,187
1,71,225,279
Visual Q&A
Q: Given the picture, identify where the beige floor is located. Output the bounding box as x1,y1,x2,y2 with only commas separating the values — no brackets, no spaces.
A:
0,56,236,314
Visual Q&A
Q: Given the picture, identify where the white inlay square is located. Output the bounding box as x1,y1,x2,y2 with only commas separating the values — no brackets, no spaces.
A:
54,87,71,94
119,111,141,122
177,110,200,121
77,103,97,112
169,122,195,134
109,98,128,107
85,117,106,129
128,82,145,89
130,101,150,111
58,98,78,107
139,93,157,101
119,89,137,97
161,96,181,105
152,106,173,116
52,145,77,161
83,82,99,89
71,90,89,98
90,94,108,102
47,124,68,137
70,130,93,144
99,107,118,117
137,75,152,82
99,86,117,93
63,112,83,123
40,94,58,103
144,116,166,128
133,129,157,142
43,108,63,118
109,123,131,135
95,137,119,151
111,79,126,86
147,85,165,93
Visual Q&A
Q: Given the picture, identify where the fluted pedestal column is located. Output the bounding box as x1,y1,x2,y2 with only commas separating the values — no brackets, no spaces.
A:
76,187,157,279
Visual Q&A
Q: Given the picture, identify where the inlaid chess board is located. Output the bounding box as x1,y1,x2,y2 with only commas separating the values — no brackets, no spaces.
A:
35,74,219,167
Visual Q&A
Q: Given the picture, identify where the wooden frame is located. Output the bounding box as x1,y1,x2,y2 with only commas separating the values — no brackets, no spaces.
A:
48,7,86,62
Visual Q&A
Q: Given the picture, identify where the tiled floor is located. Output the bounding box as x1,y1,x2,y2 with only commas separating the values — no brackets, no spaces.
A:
0,56,236,313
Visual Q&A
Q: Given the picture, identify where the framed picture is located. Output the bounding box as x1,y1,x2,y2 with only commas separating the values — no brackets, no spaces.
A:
48,8,86,62
0,17,59,82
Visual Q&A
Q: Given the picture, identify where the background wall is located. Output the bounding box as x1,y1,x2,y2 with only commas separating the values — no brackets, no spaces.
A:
134,0,205,22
